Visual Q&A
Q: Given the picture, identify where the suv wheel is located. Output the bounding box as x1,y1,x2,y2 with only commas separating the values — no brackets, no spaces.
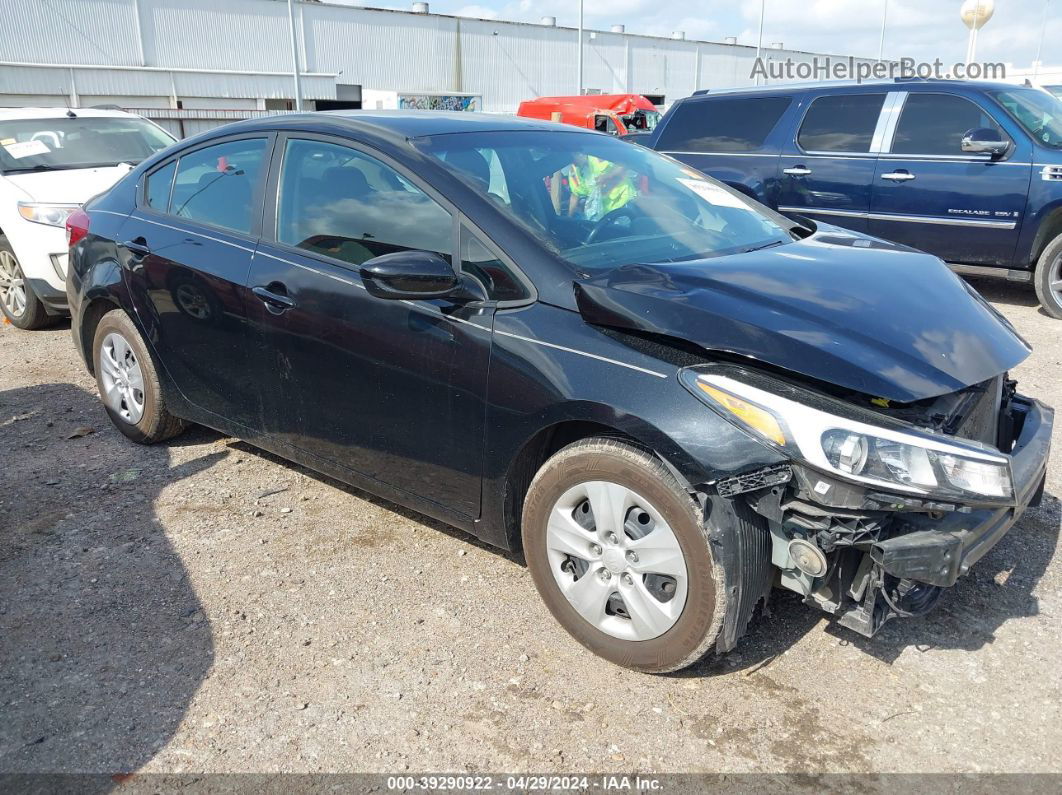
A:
1034,234,1062,320
92,310,187,444
0,237,52,330
522,438,726,673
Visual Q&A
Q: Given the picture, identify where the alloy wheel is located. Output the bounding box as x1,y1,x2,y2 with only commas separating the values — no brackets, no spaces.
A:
0,250,27,318
1050,253,1062,307
546,480,689,641
99,332,146,424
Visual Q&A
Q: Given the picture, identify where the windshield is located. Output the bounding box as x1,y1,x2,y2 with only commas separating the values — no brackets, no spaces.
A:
620,109,662,131
991,88,1062,149
415,130,796,273
0,115,176,173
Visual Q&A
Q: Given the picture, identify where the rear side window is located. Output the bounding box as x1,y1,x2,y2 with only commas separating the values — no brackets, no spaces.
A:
891,93,1006,156
798,94,886,153
144,160,176,211
170,138,268,234
655,96,791,152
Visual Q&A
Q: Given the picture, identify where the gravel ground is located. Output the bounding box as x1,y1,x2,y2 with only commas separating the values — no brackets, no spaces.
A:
1,278,1060,776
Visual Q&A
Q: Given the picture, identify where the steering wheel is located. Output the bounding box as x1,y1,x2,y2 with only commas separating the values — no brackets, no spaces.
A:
586,204,643,245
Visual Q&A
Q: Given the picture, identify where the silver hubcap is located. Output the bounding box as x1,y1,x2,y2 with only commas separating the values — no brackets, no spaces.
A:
1050,254,1062,302
0,250,27,318
546,481,688,641
99,332,146,424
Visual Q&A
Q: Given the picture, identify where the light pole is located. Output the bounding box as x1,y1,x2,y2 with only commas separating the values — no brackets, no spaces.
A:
754,0,765,85
577,0,584,95
877,0,889,63
1034,0,1051,79
287,0,304,111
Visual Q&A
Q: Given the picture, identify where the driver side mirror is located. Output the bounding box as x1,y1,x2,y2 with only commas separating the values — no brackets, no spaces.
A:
961,127,1011,158
359,250,459,300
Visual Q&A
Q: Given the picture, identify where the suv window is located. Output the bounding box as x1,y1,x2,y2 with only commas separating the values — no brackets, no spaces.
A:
798,94,886,153
170,138,268,234
891,93,1005,155
655,96,791,152
276,138,453,267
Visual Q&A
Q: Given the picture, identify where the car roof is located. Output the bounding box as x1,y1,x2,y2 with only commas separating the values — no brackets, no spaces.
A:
231,109,588,139
685,78,1021,100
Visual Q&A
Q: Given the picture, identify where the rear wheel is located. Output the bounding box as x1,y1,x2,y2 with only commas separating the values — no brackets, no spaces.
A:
522,438,726,673
92,310,187,444
1034,234,1062,320
0,237,52,330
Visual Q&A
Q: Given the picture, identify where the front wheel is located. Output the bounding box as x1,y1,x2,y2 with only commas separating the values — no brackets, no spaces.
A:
1034,234,1062,320
522,439,726,673
0,237,53,330
92,310,187,444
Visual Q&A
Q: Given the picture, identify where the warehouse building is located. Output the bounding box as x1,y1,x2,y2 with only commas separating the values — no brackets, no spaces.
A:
0,0,881,136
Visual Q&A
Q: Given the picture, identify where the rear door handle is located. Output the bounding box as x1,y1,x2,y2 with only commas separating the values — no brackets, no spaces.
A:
123,237,150,257
783,166,812,176
881,170,916,182
252,284,296,313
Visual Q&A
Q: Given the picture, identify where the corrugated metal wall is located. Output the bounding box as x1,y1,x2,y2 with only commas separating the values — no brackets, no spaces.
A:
1,0,881,112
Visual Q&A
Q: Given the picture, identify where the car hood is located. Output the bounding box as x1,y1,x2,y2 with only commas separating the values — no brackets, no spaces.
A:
573,231,1030,402
3,165,134,203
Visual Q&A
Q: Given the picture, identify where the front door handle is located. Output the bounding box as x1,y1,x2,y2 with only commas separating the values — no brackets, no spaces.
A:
783,165,812,176
252,284,296,314
881,170,916,182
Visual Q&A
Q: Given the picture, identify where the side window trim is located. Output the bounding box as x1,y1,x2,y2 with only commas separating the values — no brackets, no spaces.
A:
879,92,1014,159
870,91,907,154
458,216,535,306
136,132,276,241
261,131,536,305
794,91,889,156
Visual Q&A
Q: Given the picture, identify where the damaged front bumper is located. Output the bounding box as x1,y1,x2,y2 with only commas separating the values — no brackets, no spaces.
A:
711,395,1053,646
871,396,1052,589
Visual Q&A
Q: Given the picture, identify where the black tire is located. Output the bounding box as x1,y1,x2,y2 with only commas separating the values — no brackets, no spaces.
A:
1034,234,1062,320
0,235,54,330
522,438,726,673
92,309,187,444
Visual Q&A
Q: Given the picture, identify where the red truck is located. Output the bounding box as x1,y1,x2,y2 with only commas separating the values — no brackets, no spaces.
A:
516,94,661,136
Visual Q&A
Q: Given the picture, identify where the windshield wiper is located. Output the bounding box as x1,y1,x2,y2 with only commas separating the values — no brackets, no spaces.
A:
3,161,127,174
742,240,786,253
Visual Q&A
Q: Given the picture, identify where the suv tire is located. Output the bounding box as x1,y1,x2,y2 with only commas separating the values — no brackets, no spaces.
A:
92,309,187,444
0,236,54,330
522,438,726,673
1034,234,1062,320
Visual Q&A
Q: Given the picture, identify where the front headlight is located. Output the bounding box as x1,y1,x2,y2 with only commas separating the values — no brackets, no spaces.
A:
681,369,1013,504
17,202,81,228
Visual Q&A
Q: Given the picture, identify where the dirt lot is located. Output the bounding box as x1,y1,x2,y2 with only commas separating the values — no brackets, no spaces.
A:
1,278,1060,776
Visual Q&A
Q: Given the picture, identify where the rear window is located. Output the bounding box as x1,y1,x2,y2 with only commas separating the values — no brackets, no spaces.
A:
655,96,791,153
797,94,886,153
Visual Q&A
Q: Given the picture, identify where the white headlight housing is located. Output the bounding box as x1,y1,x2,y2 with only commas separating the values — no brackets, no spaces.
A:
682,369,1014,504
17,202,81,228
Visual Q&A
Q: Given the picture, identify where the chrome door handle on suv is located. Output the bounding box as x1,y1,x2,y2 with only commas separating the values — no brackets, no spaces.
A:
881,170,916,182
783,166,812,176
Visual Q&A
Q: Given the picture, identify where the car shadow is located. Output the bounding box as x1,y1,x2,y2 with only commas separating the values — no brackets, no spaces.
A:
682,490,1061,677
962,276,1041,310
0,382,220,779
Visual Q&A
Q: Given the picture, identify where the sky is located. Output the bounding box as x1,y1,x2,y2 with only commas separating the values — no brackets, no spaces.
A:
330,0,1060,68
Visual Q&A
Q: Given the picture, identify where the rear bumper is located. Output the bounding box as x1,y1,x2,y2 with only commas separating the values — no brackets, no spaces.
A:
871,397,1053,588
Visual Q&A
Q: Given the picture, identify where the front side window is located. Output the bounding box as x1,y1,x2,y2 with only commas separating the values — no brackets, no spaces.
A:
655,96,791,153
416,130,796,274
991,88,1062,149
276,138,452,267
0,115,175,174
891,94,1006,155
171,138,268,235
797,94,887,153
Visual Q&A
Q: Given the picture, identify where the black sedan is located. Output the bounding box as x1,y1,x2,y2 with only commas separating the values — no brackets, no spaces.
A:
65,112,1052,672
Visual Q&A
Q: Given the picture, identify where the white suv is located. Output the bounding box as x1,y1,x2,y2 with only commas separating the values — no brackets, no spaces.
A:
0,108,176,329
